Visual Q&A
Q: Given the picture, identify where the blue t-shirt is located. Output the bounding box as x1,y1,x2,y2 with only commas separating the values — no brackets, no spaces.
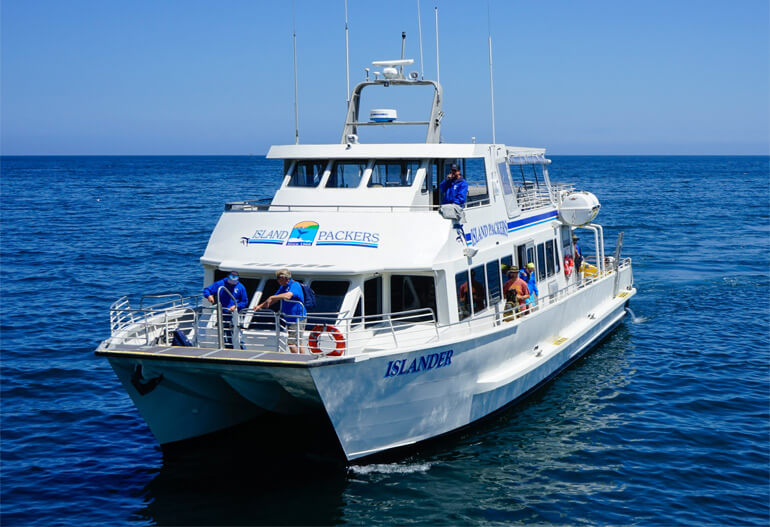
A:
277,279,306,323
439,177,468,206
203,278,249,310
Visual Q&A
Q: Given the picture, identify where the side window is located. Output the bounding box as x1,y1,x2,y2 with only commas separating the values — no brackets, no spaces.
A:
462,158,489,207
261,278,281,313
456,270,471,321
545,240,555,277
288,160,326,187
391,275,437,319
498,162,514,196
526,246,535,268
470,265,486,313
326,160,367,188
369,160,420,187
537,243,547,280
500,255,513,288
553,238,561,273
486,260,501,304
214,269,259,302
364,276,383,326
422,160,437,194
561,227,572,265
308,280,349,314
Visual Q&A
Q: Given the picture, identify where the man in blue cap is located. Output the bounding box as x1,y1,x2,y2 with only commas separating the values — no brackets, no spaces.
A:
204,271,249,312
439,163,468,206
203,271,249,348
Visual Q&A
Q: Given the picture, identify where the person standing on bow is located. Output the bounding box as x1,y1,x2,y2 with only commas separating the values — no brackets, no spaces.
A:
255,268,306,354
203,271,249,348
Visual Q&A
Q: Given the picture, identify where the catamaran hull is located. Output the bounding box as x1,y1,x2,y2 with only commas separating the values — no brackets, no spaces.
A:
103,272,634,461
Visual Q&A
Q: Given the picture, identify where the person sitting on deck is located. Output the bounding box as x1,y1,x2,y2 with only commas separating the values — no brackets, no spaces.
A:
255,268,306,354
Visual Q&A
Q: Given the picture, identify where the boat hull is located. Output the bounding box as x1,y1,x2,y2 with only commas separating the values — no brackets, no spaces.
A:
101,270,635,461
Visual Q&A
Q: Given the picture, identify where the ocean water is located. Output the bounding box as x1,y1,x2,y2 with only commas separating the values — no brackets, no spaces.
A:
1,155,768,526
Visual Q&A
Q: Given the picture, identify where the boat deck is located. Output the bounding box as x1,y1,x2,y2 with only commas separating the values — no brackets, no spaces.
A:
96,343,350,367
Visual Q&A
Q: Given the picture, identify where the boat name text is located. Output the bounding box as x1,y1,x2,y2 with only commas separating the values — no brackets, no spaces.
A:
383,350,453,378
467,220,508,245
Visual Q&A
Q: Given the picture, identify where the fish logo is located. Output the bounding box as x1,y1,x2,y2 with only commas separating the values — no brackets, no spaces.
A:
287,221,319,246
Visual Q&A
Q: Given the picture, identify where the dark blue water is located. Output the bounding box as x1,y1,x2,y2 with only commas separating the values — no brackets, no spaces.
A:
2,155,768,525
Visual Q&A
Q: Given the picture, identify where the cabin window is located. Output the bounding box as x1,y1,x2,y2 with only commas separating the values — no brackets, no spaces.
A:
455,270,470,320
422,160,437,194
459,158,489,207
308,280,349,314
545,240,555,277
486,260,501,304
526,246,535,269
561,227,573,262
537,243,547,280
516,245,530,270
214,270,260,303
500,255,514,286
391,275,436,320
259,278,281,313
326,160,367,188
288,160,326,187
364,276,383,326
369,160,421,187
553,238,561,273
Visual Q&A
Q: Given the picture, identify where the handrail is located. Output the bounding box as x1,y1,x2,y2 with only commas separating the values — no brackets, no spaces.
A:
226,202,441,213
106,260,632,355
140,293,184,310
215,286,241,349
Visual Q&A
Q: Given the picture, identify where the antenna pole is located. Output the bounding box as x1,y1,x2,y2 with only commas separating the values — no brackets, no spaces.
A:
400,32,406,76
434,6,440,85
292,0,300,144
416,0,424,79
344,0,350,107
487,2,496,144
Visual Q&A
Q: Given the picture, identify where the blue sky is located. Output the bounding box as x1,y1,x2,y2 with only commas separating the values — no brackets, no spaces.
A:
2,0,768,155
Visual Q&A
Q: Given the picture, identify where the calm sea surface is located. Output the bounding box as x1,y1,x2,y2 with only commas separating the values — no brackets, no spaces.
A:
1,155,768,526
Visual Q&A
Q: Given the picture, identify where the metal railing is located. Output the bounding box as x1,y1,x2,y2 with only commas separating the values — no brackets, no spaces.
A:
106,259,632,356
226,202,440,213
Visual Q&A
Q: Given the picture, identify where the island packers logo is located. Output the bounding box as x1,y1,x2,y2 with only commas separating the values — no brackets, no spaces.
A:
287,221,319,246
241,220,380,248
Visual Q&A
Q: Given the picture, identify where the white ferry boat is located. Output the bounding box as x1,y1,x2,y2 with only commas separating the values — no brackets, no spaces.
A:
96,60,635,461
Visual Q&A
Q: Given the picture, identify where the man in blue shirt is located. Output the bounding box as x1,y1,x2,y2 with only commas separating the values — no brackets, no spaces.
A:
519,262,539,307
256,268,306,353
203,271,249,348
439,164,468,206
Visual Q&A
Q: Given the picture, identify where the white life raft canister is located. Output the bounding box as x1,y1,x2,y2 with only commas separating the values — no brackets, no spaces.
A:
558,191,601,226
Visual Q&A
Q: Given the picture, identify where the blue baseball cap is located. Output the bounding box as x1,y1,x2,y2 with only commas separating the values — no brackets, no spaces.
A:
227,272,239,282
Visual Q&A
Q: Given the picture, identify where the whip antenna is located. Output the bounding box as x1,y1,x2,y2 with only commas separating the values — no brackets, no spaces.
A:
434,6,440,85
487,0,496,144
344,0,350,107
292,0,300,144
417,0,424,79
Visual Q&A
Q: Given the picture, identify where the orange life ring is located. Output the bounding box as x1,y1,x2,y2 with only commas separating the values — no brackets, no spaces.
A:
308,324,346,356
564,254,574,277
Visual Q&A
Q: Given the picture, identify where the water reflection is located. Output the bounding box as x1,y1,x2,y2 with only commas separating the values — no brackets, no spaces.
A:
139,327,633,525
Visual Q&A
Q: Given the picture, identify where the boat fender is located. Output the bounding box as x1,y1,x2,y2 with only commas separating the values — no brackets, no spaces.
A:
564,254,574,277
308,324,346,356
